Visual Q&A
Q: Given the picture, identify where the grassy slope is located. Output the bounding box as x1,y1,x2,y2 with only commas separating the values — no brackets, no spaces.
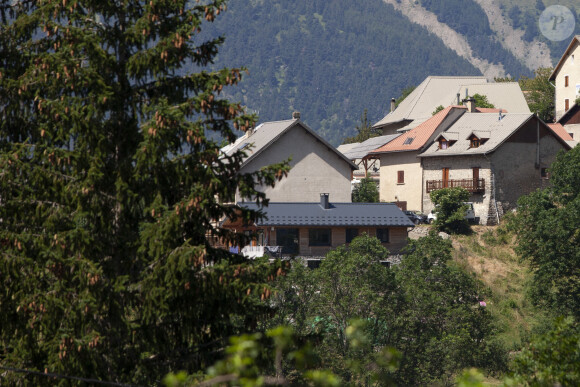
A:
448,225,549,351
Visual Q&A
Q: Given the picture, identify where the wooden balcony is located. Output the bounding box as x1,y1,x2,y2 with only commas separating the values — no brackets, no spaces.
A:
426,178,485,193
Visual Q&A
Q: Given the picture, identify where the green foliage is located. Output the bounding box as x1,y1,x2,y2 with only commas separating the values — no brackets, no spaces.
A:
430,187,471,234
269,234,506,385
519,67,555,123
351,175,379,203
510,147,580,318
0,1,289,384
432,105,445,115
393,235,507,385
341,109,381,144
510,317,580,386
471,93,495,109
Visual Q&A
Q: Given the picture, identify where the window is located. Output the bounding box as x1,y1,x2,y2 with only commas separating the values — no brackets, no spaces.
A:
346,228,358,243
541,168,550,179
309,228,331,246
439,139,448,149
403,137,414,145
397,170,405,184
376,228,389,243
470,135,480,148
565,75,569,87
565,99,570,111
570,132,574,139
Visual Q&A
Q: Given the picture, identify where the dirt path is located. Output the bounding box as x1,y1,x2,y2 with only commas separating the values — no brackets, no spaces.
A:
473,0,552,71
383,0,507,79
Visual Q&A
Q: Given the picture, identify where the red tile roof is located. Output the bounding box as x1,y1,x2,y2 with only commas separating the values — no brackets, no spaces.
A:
370,106,462,153
547,123,574,142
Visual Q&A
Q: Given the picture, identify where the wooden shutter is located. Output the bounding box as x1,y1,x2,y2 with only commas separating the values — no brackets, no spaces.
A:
397,170,404,184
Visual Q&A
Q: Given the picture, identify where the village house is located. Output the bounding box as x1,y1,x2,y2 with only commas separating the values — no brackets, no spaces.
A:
220,112,357,203
223,193,413,258
372,76,531,135
369,102,485,211
549,35,580,143
419,109,572,224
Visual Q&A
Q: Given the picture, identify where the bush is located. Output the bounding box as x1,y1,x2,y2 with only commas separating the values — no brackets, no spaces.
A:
430,187,471,234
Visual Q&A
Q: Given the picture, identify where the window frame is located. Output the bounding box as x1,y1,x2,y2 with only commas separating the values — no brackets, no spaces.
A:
376,228,390,243
309,228,332,246
345,228,359,244
397,170,405,184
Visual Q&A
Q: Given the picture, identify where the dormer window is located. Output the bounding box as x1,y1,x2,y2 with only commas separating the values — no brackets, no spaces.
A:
470,135,480,148
439,139,448,149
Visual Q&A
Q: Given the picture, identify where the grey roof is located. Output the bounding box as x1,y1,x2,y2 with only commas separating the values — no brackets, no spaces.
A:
419,113,533,157
239,202,414,227
372,76,529,132
220,118,357,170
337,134,401,160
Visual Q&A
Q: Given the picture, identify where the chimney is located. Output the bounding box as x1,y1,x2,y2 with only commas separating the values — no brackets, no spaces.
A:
320,193,330,209
457,93,461,105
390,98,396,113
292,111,300,120
464,98,476,113
498,109,503,121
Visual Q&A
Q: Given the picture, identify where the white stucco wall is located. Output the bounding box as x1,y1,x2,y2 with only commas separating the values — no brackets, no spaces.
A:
379,151,424,211
238,125,353,202
554,41,580,121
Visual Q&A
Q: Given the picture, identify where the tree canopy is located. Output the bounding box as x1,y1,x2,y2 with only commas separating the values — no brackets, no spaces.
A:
351,175,379,203
0,1,288,384
510,146,580,318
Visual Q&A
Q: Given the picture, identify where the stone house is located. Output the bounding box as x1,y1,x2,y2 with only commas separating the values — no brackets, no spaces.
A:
369,103,487,212
221,113,357,203
549,35,580,143
223,194,413,257
418,111,572,224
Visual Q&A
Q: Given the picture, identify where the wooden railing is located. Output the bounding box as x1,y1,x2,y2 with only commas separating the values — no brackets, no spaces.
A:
426,178,485,193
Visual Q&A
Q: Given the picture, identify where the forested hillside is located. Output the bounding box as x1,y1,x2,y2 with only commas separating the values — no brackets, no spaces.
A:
200,0,480,145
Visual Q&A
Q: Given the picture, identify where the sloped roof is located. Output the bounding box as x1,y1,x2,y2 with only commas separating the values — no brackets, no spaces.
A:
372,76,529,131
337,134,401,160
550,35,580,81
456,83,529,113
220,118,357,170
419,113,570,157
370,106,465,154
239,202,414,227
547,123,576,147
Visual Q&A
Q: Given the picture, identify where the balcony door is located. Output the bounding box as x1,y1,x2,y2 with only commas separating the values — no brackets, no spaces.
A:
442,168,450,188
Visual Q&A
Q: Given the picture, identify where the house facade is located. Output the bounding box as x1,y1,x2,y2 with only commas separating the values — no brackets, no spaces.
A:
419,113,571,224
550,35,580,136
221,113,357,203
225,194,413,257
369,105,472,212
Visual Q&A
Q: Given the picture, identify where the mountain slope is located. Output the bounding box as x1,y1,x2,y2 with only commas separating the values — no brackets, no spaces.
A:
201,0,481,145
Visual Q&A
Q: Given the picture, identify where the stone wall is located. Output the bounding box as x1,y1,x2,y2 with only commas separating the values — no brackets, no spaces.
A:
422,155,491,224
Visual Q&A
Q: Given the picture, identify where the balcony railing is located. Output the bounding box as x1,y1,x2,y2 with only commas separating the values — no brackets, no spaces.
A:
426,178,485,193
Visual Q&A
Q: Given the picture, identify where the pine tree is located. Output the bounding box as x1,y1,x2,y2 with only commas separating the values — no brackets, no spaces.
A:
0,1,288,384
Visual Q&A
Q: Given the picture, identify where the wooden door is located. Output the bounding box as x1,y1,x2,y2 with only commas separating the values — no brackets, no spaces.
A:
442,168,450,188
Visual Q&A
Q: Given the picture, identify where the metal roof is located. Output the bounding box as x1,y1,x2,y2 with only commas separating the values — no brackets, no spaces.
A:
372,76,529,132
238,202,414,227
220,118,357,170
419,113,534,157
337,134,401,160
